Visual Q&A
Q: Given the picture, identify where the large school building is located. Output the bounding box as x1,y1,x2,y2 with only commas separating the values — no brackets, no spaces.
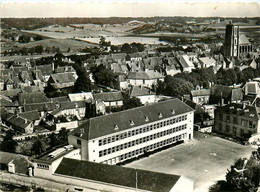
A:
68,98,194,165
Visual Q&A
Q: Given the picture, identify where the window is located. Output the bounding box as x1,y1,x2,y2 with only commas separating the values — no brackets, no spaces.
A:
158,113,163,118
219,114,223,121
233,117,237,124
130,120,135,126
98,140,102,146
114,125,119,130
77,139,81,145
226,115,230,122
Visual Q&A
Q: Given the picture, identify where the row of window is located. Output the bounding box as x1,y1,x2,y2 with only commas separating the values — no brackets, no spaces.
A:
98,115,188,146
99,124,187,157
119,134,184,161
37,163,49,170
219,114,255,128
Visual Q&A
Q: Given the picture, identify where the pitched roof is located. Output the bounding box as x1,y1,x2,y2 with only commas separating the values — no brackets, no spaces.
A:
55,66,76,73
18,92,49,105
5,115,32,131
0,151,17,164
191,89,211,97
0,89,21,97
24,102,57,112
179,55,194,68
70,98,194,140
130,86,155,97
0,96,14,107
19,110,40,121
50,73,76,84
198,57,216,65
36,64,54,76
55,158,181,192
210,85,243,101
93,92,123,102
127,71,164,80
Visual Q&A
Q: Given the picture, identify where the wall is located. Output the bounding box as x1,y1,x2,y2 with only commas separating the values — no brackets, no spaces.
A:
170,176,194,192
75,111,194,164
56,121,78,131
137,95,156,105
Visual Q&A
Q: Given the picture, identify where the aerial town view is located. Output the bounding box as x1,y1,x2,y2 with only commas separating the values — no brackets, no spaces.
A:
0,1,260,192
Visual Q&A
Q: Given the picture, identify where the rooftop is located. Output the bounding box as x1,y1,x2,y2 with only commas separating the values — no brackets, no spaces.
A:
93,92,123,102
70,98,194,140
55,158,181,192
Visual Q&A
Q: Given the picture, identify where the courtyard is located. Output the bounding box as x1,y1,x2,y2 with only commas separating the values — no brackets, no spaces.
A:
124,132,255,192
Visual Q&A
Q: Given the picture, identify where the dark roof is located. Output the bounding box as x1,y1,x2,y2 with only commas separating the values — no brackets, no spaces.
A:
0,96,14,107
55,158,180,192
0,151,17,164
21,86,43,93
19,110,40,121
182,99,204,114
216,103,260,120
70,98,194,140
93,92,123,102
50,73,76,84
127,71,164,80
130,86,155,97
24,102,57,112
5,115,32,131
36,64,53,76
191,89,211,97
18,92,49,105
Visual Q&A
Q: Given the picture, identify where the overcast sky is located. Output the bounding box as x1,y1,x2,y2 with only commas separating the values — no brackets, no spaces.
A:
1,0,260,18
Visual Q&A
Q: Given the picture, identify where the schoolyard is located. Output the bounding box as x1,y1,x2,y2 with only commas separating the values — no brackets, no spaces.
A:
124,132,254,192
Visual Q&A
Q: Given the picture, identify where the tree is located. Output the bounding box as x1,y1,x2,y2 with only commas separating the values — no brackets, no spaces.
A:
31,139,44,155
210,153,260,192
121,43,132,53
0,131,17,153
73,74,92,93
34,35,43,41
122,97,143,110
91,64,119,88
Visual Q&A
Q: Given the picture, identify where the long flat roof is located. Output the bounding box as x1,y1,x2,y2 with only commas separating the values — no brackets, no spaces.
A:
55,158,181,192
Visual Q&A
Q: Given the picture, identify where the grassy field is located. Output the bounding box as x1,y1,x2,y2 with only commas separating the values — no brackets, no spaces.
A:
123,132,254,192
17,39,97,51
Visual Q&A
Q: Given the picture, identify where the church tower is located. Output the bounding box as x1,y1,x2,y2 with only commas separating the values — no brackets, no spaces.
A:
224,22,240,57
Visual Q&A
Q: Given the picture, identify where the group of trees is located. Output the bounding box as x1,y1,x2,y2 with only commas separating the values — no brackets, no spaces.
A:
3,45,61,56
121,42,145,53
156,66,260,98
0,131,17,153
210,148,260,192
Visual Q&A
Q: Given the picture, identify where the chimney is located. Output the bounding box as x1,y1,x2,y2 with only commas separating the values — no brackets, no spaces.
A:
242,102,246,109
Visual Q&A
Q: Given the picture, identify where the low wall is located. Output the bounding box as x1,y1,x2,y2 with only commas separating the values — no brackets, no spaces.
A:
13,131,53,141
56,121,78,131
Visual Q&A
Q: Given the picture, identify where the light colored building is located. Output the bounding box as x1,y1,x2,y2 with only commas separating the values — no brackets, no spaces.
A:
130,86,156,105
178,55,195,73
68,92,93,102
93,92,124,107
33,145,81,178
190,88,210,105
68,99,194,165
198,57,216,68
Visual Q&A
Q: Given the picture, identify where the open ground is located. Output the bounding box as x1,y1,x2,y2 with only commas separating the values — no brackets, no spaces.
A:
124,132,255,192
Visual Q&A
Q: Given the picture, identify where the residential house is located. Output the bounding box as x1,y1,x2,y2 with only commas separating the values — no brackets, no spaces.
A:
49,101,86,120
111,53,127,62
198,57,216,68
214,103,260,140
3,114,34,134
190,87,211,105
130,86,156,105
55,66,78,79
166,57,181,76
36,64,54,82
178,55,195,73
19,110,41,126
126,71,164,88
93,92,124,107
68,99,194,165
48,73,76,89
18,92,49,106
210,84,243,105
